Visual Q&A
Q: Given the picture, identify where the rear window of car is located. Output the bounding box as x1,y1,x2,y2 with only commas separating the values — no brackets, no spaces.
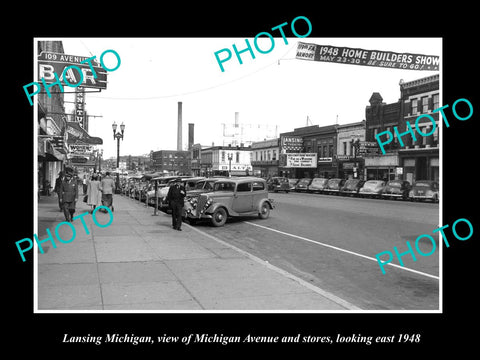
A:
237,182,252,192
252,181,265,191
414,182,431,187
388,181,402,187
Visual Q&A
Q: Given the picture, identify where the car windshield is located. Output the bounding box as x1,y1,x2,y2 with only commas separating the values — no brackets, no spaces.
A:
329,179,340,185
344,180,357,187
299,179,310,184
195,181,206,189
213,182,235,192
312,179,327,184
364,181,382,189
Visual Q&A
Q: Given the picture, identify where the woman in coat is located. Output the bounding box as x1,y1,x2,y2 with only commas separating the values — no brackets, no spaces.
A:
87,174,102,213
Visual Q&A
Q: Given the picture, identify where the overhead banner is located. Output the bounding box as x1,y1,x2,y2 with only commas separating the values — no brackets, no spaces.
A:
296,42,439,71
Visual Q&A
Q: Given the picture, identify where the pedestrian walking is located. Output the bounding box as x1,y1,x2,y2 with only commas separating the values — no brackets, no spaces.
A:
87,173,102,213
166,179,186,231
59,168,78,222
82,175,88,195
100,171,116,212
54,171,64,211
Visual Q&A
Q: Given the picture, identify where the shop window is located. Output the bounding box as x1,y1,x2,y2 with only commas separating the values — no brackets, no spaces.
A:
236,152,240,163
343,141,347,155
272,150,277,161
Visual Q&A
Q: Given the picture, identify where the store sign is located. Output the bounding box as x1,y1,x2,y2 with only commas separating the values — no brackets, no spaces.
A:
281,136,303,152
284,153,317,168
358,141,379,156
74,87,86,126
318,157,333,162
296,42,439,71
68,144,94,154
38,51,108,89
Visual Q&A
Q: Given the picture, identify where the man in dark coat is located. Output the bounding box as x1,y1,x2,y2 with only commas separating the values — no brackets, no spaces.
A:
54,171,64,211
166,180,186,231
59,169,78,222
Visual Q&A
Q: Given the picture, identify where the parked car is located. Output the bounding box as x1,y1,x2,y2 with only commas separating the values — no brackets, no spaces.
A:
267,177,290,193
185,177,274,227
409,180,439,202
382,180,411,200
288,178,299,190
340,179,365,197
146,176,183,206
308,178,328,193
295,178,312,192
324,178,346,195
159,177,205,212
358,180,386,198
185,178,222,200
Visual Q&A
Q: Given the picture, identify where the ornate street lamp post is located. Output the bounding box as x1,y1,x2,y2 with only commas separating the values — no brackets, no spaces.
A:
350,137,360,179
112,121,125,191
227,153,233,177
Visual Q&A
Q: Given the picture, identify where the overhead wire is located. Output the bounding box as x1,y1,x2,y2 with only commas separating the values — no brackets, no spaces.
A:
86,41,300,101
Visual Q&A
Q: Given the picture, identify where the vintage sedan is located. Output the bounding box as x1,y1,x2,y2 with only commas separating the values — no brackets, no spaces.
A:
288,178,299,190
185,177,274,227
267,177,290,193
358,180,386,198
146,176,183,206
340,179,365,197
409,180,439,202
324,178,346,195
308,178,329,193
158,177,205,212
382,180,411,200
295,178,313,192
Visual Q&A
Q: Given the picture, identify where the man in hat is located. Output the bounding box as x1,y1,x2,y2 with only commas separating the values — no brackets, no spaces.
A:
54,171,64,211
166,179,186,231
59,168,78,222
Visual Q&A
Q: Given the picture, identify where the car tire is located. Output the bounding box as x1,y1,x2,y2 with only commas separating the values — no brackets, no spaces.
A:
189,218,197,226
259,202,270,219
211,207,227,227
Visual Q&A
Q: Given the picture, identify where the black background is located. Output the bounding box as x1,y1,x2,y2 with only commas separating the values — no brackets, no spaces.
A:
6,4,478,355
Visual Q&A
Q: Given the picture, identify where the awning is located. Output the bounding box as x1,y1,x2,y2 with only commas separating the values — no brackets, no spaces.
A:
66,122,103,145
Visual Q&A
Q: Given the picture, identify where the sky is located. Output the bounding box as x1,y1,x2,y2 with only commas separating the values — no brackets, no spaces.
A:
39,37,441,159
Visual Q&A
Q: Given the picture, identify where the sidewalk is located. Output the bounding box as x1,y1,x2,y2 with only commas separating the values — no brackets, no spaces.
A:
36,193,359,311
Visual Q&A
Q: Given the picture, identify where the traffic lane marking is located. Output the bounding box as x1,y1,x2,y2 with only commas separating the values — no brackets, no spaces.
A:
186,223,362,311
245,221,440,281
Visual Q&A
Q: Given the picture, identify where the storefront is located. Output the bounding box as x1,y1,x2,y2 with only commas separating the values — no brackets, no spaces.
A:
399,148,439,183
364,153,400,181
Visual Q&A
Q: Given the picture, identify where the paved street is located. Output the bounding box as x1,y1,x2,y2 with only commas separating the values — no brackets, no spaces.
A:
189,192,440,310
36,190,439,311
36,193,359,311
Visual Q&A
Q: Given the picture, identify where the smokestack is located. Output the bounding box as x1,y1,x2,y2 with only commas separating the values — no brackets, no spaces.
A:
177,102,182,151
235,112,239,128
188,123,194,150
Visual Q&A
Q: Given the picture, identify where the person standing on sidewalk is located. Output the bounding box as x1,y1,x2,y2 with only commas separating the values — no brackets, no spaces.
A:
87,173,102,213
59,168,78,222
54,171,64,211
100,171,116,212
82,175,88,195
166,179,186,231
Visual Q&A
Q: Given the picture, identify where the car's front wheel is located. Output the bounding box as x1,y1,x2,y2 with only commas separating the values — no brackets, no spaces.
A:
211,207,227,227
258,202,270,219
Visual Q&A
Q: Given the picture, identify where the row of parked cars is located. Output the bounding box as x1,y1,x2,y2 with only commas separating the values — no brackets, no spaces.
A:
267,177,439,202
120,174,275,227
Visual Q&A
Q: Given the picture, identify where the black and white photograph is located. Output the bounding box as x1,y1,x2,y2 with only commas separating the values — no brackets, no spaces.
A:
32,36,443,313
7,6,478,355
